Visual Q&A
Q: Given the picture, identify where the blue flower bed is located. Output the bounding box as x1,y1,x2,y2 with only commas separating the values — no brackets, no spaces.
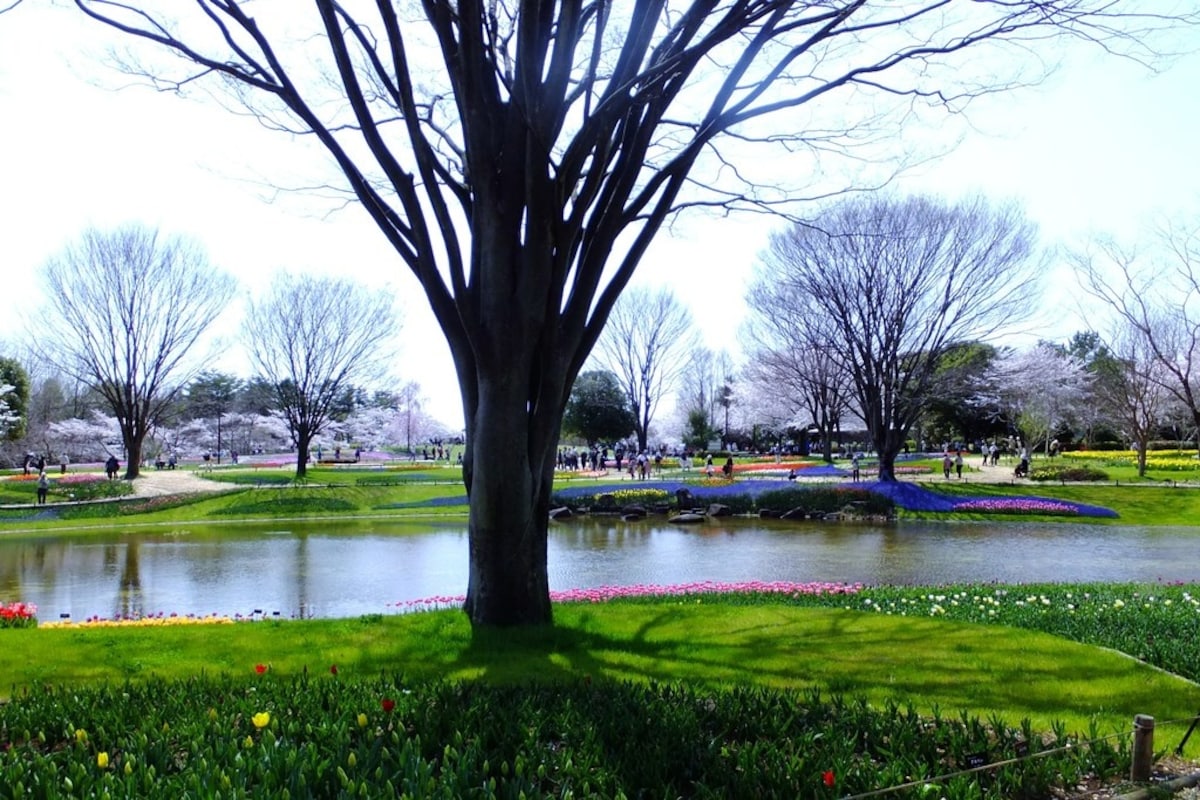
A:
375,495,469,510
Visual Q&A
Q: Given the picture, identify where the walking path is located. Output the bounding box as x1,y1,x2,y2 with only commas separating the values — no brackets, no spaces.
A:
128,468,230,497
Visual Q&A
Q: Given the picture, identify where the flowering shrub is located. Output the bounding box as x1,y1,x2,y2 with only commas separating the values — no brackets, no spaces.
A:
0,601,37,629
1028,465,1109,482
598,488,669,505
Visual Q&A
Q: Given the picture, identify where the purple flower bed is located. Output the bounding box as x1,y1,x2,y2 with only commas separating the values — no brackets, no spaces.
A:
862,481,1117,518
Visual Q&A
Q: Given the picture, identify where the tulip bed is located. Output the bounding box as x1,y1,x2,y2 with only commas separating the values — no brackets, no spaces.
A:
0,671,1128,800
4,581,1200,797
0,601,36,630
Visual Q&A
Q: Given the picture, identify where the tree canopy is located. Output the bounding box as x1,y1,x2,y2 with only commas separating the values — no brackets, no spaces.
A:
563,370,636,448
72,0,1198,625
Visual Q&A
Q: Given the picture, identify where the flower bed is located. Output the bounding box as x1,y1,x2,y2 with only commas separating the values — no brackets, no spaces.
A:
392,580,863,612
0,601,37,629
39,612,235,629
864,481,1116,518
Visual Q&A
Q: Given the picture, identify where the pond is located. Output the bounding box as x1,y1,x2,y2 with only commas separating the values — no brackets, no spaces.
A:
1,518,1197,621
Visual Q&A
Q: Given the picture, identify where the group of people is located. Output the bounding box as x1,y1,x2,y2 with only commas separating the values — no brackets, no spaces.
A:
22,452,70,476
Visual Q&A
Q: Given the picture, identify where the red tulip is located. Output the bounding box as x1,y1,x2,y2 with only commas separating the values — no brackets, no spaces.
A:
330,664,338,676
822,770,835,787
381,698,395,713
254,663,268,674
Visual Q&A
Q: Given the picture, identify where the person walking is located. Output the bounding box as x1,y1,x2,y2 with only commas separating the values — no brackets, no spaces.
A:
954,450,964,480
36,470,49,505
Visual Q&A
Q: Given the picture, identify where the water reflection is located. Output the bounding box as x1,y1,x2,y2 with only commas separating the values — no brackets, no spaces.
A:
0,518,1196,621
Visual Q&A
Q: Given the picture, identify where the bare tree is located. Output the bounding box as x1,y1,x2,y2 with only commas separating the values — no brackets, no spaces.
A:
1074,221,1200,441
39,226,236,479
246,273,398,479
744,287,851,462
594,287,696,453
757,195,1042,480
74,1,1195,626
1094,327,1175,476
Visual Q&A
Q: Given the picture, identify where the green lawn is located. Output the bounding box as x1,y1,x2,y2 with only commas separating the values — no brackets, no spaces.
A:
4,600,1198,757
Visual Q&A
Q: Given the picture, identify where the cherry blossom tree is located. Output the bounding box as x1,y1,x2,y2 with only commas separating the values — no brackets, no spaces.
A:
983,343,1091,455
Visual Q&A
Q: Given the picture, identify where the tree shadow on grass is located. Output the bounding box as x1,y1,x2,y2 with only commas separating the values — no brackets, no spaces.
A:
426,604,1200,741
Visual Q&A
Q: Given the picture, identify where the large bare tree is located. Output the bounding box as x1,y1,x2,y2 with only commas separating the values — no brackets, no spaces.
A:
594,287,696,453
1074,221,1200,443
74,1,1194,625
754,194,1042,480
39,226,236,479
246,273,398,479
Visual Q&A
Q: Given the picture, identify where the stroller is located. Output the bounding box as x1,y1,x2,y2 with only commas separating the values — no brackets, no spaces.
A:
1013,458,1030,478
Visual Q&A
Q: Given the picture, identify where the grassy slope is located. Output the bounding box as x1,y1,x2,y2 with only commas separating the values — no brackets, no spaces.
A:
3,603,1199,754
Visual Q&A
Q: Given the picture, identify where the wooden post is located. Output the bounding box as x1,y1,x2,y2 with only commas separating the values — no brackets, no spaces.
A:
1132,714,1155,782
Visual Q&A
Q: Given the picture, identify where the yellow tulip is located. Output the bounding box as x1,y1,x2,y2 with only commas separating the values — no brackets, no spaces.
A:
74,728,88,744
357,713,368,728
96,752,109,769
252,712,270,730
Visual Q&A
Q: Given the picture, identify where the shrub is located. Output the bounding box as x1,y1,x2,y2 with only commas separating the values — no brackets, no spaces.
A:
755,486,893,516
1029,465,1109,483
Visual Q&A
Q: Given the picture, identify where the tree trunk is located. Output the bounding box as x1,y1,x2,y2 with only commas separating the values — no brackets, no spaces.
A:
123,430,143,480
295,432,310,479
872,429,905,483
461,375,554,627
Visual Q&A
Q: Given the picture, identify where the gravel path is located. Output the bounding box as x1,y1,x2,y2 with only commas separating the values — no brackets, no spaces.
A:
129,469,231,497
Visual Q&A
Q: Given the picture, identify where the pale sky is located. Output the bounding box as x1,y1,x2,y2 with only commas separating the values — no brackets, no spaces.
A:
1,5,1198,430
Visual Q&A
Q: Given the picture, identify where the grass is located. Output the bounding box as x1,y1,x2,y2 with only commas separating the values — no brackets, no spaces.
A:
3,598,1200,758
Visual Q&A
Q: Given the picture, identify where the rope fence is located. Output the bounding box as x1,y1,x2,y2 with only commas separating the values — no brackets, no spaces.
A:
837,712,1200,800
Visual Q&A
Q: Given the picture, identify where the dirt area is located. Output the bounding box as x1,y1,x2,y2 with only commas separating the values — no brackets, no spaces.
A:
128,469,231,497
